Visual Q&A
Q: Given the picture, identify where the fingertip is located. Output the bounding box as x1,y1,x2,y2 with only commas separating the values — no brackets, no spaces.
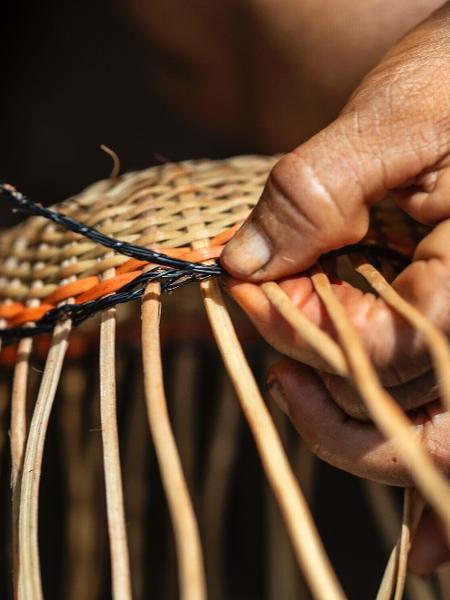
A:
225,277,270,314
267,360,410,484
267,359,344,438
220,220,272,279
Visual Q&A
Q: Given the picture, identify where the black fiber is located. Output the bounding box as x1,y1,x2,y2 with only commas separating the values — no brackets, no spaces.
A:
0,183,409,342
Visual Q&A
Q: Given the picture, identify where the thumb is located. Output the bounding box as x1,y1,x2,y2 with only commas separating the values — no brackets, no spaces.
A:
221,122,382,280
220,6,450,281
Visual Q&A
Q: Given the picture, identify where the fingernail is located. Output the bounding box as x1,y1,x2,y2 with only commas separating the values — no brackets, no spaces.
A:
221,221,272,277
267,378,289,416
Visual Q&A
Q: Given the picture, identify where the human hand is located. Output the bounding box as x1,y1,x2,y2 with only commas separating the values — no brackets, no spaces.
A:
264,359,450,574
222,4,450,572
222,3,450,397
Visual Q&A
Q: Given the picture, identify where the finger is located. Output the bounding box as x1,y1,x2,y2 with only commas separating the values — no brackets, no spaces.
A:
409,508,450,575
221,4,450,281
392,156,450,226
267,359,450,485
391,219,450,333
227,218,450,385
226,276,423,385
267,359,411,484
319,369,439,421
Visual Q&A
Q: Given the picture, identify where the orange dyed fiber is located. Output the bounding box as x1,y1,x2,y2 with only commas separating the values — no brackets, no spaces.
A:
0,239,229,327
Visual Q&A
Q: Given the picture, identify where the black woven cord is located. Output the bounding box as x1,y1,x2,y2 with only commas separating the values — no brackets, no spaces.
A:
0,265,212,343
0,183,222,276
0,182,410,343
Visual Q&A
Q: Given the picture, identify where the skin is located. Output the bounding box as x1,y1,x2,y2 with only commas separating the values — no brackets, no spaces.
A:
122,0,450,576
219,1,450,576
122,0,445,148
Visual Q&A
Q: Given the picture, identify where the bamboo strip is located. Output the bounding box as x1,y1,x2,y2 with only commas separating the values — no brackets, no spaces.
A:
376,490,425,600
200,278,346,600
363,483,435,600
18,319,71,599
355,261,450,415
265,374,307,600
393,490,425,600
364,482,400,600
310,268,450,540
260,281,347,376
141,281,206,600
11,336,33,598
60,365,103,600
99,267,132,600
171,345,198,491
122,366,149,600
201,374,241,600
376,543,399,600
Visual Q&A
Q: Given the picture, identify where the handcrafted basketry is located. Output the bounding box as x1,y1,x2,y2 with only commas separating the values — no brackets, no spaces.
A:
0,155,449,600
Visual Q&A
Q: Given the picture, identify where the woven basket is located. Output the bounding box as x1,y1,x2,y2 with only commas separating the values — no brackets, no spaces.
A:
1,155,449,600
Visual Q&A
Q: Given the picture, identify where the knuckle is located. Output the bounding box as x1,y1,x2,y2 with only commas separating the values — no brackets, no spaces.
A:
266,149,368,250
267,152,304,212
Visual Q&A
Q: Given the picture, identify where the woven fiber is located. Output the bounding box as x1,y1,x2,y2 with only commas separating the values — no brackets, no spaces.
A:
0,154,448,600
0,155,428,306
0,156,276,302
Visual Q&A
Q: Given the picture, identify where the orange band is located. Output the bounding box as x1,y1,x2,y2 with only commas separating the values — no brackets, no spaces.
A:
45,276,100,304
0,303,26,320
9,304,55,327
75,271,143,304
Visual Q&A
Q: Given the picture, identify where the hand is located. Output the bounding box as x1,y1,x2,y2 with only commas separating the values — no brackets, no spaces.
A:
266,359,450,574
222,4,450,282
223,3,450,401
222,3,450,574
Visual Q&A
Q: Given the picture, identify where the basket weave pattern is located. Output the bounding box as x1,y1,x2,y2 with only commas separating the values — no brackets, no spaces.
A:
0,156,276,302
0,155,448,600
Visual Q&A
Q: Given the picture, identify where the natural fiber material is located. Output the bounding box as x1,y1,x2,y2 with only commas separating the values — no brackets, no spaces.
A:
0,155,448,600
0,156,418,339
0,157,274,301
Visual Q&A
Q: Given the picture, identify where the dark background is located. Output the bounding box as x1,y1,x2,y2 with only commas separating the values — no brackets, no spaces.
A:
0,0,242,226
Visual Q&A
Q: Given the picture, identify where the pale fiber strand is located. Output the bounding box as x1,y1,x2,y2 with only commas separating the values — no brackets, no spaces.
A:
11,337,32,599
265,375,308,600
310,269,450,539
99,268,132,600
18,320,71,599
362,480,436,600
375,490,425,600
122,367,149,600
393,490,424,600
364,481,400,600
201,375,241,600
356,261,450,415
171,345,198,491
60,365,105,600
376,544,399,600
260,282,347,376
365,482,399,600
200,278,346,600
141,282,206,600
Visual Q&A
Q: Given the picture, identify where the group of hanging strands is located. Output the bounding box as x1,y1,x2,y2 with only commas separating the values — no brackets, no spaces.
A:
0,155,450,600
